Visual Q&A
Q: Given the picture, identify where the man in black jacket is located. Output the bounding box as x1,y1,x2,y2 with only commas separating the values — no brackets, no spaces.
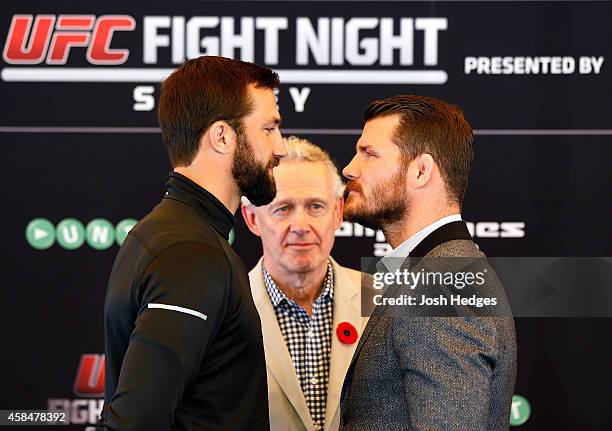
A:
98,56,287,430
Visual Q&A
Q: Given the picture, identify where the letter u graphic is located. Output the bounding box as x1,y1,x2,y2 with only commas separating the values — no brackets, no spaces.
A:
73,354,105,397
3,15,56,64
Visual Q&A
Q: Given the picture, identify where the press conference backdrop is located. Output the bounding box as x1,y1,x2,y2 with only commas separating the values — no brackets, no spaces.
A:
1,0,611,429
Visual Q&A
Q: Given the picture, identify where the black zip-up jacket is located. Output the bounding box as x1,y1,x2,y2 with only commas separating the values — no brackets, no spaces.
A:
98,172,269,431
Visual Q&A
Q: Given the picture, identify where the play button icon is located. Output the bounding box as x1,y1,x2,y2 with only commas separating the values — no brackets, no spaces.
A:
34,228,48,240
26,218,56,250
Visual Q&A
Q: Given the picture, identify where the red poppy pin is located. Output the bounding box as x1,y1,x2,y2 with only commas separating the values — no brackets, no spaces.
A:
336,322,358,344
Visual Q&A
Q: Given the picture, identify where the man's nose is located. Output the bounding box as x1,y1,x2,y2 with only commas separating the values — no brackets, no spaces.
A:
289,208,311,234
343,156,359,180
274,130,287,158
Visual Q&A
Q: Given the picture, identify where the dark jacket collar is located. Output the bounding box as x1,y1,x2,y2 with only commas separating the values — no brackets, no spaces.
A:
410,220,473,258
165,172,236,239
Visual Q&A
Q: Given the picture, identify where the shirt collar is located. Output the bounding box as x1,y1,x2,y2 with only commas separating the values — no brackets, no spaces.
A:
164,172,236,239
380,214,462,271
262,261,334,308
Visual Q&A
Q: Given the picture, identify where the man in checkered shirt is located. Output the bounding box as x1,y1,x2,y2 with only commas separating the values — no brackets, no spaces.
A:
242,136,366,431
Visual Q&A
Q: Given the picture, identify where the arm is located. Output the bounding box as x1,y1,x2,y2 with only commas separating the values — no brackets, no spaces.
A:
101,243,229,430
393,315,498,431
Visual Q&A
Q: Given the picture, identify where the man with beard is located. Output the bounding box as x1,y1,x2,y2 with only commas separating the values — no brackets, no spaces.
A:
339,95,516,430
98,56,286,431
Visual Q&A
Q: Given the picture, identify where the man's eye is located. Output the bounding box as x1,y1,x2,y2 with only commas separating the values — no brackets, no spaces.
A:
265,127,277,134
275,206,289,213
311,203,323,210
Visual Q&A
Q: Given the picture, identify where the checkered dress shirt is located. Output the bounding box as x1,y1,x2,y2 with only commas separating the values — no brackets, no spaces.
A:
263,261,334,430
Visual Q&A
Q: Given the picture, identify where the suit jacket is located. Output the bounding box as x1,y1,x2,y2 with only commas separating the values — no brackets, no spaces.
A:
340,221,517,431
249,257,368,431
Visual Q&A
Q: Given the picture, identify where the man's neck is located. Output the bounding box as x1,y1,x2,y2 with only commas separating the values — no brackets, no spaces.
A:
383,204,461,249
174,166,240,214
265,260,329,316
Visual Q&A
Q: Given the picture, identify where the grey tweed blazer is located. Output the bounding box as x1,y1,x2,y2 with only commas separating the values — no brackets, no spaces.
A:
339,221,517,431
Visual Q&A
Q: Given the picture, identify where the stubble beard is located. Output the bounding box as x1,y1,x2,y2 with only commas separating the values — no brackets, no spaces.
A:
344,170,408,231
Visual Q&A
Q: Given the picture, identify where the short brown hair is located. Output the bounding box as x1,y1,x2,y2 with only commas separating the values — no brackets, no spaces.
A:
365,95,474,205
158,56,280,167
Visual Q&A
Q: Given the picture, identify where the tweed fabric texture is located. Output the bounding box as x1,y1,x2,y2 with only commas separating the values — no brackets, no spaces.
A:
340,239,517,431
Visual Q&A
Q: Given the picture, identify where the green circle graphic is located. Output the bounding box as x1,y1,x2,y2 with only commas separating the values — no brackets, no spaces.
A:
86,218,115,250
510,395,531,426
26,218,56,250
115,218,138,246
56,218,85,250
228,228,235,245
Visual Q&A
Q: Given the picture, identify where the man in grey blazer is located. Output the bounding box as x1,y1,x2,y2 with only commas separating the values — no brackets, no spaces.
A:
242,136,367,431
340,95,517,430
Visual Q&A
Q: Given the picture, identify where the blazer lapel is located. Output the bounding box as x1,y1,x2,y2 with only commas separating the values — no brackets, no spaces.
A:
344,259,406,377
345,290,387,375
324,259,363,430
249,258,313,429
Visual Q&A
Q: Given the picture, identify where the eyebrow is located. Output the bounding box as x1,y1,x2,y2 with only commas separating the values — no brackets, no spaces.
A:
271,197,326,207
268,116,281,127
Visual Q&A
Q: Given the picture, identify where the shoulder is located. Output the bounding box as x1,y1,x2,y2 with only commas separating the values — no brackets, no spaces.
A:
134,242,233,313
427,239,485,258
145,243,231,290
331,258,365,289
338,265,361,280
131,198,227,258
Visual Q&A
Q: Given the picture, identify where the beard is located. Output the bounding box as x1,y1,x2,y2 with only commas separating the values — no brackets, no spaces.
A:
343,169,407,230
231,127,280,207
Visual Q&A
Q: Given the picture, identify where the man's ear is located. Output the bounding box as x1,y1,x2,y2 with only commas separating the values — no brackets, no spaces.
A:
334,196,345,229
413,153,435,188
241,203,262,237
206,121,236,155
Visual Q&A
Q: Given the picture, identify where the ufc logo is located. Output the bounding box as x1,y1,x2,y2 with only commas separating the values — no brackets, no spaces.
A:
3,14,135,65
73,354,105,397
